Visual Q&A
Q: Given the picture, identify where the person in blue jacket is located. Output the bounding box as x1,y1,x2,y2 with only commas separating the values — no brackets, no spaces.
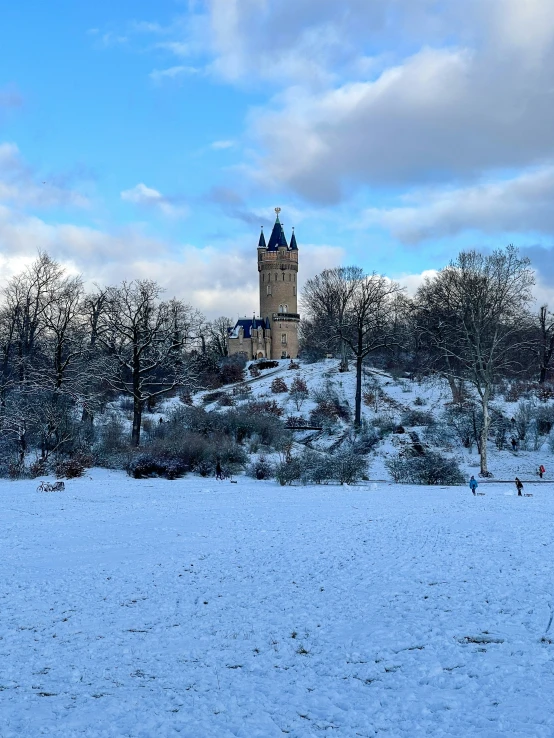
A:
469,475,478,495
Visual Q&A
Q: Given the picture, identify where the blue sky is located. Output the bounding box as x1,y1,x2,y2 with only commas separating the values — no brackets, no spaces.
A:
1,0,554,317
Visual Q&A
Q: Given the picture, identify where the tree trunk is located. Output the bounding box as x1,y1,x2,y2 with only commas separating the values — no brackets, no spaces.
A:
539,364,547,384
447,376,464,404
354,352,363,427
339,338,349,372
479,390,490,476
132,395,142,446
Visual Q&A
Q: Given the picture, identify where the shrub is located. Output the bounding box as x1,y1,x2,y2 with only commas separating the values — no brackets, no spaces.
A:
232,383,252,399
385,451,465,485
203,391,226,405
218,394,235,407
247,400,284,418
374,415,397,435
219,355,246,385
180,390,194,406
275,457,302,485
401,409,436,427
247,455,274,480
335,451,368,485
271,377,288,393
351,424,381,455
249,364,261,378
300,450,334,484
414,396,426,406
55,453,92,479
289,376,309,410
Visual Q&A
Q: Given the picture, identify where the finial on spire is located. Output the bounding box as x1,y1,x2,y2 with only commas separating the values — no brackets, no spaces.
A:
275,206,281,222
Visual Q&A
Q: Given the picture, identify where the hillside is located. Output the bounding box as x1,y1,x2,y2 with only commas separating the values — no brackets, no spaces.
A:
163,358,554,486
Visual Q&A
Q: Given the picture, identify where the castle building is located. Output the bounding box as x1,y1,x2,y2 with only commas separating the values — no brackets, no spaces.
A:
227,208,300,360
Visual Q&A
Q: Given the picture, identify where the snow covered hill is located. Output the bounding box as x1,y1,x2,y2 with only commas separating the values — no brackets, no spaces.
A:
159,358,554,484
2,471,554,737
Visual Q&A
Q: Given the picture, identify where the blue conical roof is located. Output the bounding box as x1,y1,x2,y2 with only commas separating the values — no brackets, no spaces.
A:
267,213,289,251
290,228,298,250
258,227,267,249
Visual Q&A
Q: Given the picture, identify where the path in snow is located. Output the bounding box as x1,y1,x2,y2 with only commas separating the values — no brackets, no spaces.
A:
1,472,554,737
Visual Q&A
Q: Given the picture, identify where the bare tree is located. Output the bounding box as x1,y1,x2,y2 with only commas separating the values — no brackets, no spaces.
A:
303,267,402,426
205,316,233,357
301,267,363,371
97,280,198,446
416,245,534,476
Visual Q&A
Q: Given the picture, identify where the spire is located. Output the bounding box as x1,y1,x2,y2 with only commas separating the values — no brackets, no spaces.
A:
290,227,298,251
267,207,289,251
258,226,266,249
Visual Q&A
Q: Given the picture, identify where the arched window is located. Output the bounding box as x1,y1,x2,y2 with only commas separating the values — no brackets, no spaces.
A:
282,273,285,281
279,304,283,313
288,273,291,282
284,304,288,312
262,273,265,282
267,285,271,295
293,286,296,296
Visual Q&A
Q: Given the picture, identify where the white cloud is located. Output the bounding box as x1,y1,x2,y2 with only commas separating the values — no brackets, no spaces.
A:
210,140,235,150
149,65,199,82
0,202,343,318
0,142,90,210
120,183,189,218
358,167,554,243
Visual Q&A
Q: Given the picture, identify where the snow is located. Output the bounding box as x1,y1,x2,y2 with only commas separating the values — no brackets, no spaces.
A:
2,470,554,736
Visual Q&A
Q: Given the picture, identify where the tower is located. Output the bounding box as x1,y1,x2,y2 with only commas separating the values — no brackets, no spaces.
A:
226,208,299,360
258,208,300,359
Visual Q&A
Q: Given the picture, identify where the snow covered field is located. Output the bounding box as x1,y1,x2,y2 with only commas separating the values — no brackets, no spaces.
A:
2,472,554,737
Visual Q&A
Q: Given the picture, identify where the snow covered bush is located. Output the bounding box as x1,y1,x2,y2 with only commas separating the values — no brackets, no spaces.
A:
300,450,334,484
350,423,382,454
247,455,274,480
275,458,302,485
217,394,235,407
271,377,288,393
386,451,465,485
289,376,309,410
55,453,92,479
401,409,436,427
335,451,368,484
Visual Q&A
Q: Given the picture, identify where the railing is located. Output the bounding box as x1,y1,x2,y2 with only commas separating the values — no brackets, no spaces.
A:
272,312,300,320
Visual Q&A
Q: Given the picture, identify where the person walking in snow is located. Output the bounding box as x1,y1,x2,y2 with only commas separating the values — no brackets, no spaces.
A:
515,477,524,496
511,437,518,452
215,460,223,480
538,464,545,479
469,475,478,496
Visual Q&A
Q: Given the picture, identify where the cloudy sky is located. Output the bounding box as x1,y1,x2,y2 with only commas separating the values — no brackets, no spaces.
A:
1,0,554,316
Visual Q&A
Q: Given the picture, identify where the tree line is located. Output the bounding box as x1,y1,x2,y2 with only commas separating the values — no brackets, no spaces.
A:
0,252,236,470
301,245,554,476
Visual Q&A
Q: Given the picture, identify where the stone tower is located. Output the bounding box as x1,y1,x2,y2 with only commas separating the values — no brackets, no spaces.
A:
227,208,299,360
258,208,300,359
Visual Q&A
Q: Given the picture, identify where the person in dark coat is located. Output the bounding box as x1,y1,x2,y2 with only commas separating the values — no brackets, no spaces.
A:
469,475,478,496
215,460,223,480
539,464,545,479
515,477,524,496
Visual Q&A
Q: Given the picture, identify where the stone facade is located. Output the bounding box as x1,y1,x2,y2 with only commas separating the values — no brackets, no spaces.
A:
228,210,300,360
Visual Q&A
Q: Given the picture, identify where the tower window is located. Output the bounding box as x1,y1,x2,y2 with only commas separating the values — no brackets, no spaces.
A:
282,273,285,281
279,304,283,313
267,285,272,295
293,286,296,296
284,304,288,312
281,333,287,345
262,273,265,282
